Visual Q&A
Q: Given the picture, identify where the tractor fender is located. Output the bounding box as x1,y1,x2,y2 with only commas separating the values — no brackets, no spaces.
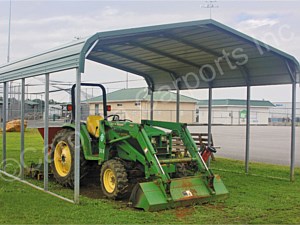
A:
61,123,93,160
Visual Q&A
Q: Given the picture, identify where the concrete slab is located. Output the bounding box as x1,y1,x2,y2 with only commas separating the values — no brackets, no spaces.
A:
188,125,300,167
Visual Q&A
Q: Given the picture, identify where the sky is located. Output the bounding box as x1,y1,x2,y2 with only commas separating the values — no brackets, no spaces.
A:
0,0,299,103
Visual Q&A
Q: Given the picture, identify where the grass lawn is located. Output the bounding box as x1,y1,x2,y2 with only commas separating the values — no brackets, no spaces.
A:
0,129,300,224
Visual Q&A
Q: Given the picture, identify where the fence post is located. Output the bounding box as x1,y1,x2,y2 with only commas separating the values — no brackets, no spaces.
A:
2,82,8,170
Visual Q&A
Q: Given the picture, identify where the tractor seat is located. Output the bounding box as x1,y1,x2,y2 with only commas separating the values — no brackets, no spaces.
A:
87,115,104,138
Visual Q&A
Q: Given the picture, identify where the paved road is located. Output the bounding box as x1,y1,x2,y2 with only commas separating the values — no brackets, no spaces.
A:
188,125,300,167
27,120,65,128
22,120,299,167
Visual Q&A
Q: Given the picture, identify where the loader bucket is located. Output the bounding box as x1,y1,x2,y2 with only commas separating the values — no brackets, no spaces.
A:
130,175,228,211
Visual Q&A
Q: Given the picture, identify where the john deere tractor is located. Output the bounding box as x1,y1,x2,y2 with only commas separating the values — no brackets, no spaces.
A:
49,83,228,211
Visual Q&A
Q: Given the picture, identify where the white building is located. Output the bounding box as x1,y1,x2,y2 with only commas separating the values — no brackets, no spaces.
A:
269,102,300,123
197,99,274,125
86,88,197,123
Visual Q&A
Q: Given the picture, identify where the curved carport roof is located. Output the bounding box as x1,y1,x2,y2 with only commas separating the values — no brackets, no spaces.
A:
0,19,299,89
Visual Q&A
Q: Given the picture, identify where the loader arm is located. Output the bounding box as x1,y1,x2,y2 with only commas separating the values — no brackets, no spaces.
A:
100,120,171,183
142,120,212,175
141,120,216,193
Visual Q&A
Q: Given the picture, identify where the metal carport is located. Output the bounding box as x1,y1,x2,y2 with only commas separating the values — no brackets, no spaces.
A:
0,19,299,203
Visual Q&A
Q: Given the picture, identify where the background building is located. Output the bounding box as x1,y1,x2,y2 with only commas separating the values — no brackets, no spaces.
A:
269,102,300,125
0,98,40,121
197,99,275,125
86,87,197,123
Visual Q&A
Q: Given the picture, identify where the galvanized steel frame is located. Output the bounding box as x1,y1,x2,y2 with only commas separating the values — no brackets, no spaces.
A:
0,20,299,207
44,74,49,190
245,85,251,174
0,72,76,204
20,78,25,179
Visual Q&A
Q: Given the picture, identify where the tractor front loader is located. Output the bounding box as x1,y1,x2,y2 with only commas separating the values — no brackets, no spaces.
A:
41,83,228,211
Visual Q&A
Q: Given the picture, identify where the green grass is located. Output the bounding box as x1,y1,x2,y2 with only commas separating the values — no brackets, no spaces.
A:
0,129,44,180
0,129,300,224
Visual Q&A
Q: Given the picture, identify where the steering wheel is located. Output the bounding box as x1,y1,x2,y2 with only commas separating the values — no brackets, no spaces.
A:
106,114,120,121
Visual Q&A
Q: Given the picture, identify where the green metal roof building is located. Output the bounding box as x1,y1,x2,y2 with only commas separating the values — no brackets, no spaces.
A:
197,99,274,107
85,87,198,103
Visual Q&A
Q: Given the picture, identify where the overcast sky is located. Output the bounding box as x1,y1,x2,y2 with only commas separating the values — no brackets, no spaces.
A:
0,0,299,102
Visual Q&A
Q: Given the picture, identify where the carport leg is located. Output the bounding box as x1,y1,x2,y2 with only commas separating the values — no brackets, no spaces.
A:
245,85,251,173
74,68,81,203
44,74,49,190
176,88,180,123
207,87,212,166
290,82,296,181
2,82,8,170
150,88,154,121
208,87,212,146
20,78,25,179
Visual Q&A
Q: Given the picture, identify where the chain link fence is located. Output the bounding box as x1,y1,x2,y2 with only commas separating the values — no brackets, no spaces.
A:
0,83,299,126
1,102,300,127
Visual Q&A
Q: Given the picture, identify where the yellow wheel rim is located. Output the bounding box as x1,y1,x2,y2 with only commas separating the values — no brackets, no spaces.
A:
54,141,72,177
103,169,116,193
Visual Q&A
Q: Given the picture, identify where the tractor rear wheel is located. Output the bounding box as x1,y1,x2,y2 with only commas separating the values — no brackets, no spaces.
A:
50,129,88,188
100,159,129,199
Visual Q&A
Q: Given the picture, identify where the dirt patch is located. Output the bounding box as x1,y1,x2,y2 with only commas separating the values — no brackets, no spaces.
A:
80,183,105,199
175,207,196,219
205,202,225,211
80,176,130,208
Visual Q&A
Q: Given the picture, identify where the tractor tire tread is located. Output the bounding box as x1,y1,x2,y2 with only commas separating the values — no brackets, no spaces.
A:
100,159,129,199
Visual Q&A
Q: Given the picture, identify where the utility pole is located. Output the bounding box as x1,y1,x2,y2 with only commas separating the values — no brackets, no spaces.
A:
7,0,12,63
201,0,219,19
7,0,12,121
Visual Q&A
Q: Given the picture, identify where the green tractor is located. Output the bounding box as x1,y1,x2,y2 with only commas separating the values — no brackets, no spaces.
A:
48,83,228,211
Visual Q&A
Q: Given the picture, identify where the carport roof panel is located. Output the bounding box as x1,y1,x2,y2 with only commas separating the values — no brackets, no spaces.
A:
86,19,299,90
0,38,88,82
0,19,299,90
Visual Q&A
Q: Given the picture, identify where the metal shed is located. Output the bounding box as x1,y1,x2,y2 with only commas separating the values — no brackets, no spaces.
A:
0,19,299,203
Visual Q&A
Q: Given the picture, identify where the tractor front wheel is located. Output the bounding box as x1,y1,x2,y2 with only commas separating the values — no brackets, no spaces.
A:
100,160,129,199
